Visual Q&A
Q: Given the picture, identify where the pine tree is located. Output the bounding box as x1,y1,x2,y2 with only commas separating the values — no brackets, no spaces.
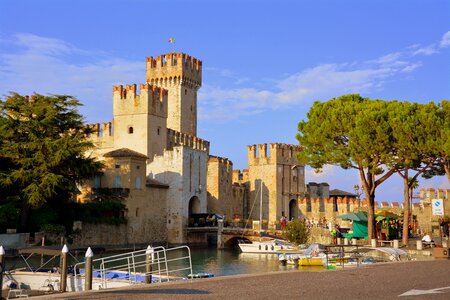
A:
0,93,102,230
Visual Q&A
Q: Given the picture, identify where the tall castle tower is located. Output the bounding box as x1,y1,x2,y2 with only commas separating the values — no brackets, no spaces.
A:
112,83,168,162
146,52,202,136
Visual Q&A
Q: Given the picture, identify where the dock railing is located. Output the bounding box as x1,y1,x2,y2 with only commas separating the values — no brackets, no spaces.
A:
324,244,362,268
73,245,192,291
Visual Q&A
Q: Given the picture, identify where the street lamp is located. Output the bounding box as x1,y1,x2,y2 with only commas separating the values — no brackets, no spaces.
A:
353,184,362,200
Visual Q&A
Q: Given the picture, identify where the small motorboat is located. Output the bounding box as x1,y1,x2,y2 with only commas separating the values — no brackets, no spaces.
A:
278,244,327,266
188,272,214,279
238,238,296,254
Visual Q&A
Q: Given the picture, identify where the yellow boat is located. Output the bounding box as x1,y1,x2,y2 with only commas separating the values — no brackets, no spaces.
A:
298,257,324,266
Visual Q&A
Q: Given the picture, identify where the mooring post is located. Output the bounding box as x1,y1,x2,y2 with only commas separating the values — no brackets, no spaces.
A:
0,245,5,300
84,247,93,291
416,240,423,250
60,244,68,292
371,239,377,247
217,219,224,249
145,246,153,284
393,239,399,249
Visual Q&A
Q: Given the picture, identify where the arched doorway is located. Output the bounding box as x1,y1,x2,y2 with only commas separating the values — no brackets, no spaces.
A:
188,196,200,217
289,199,298,220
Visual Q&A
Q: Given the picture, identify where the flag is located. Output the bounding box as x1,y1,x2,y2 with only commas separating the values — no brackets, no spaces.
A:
168,38,175,43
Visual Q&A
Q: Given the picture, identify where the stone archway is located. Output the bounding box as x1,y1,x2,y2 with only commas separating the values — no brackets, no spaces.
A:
289,199,298,220
188,196,201,217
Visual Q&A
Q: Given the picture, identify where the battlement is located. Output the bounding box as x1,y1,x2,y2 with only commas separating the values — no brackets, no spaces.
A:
166,128,209,152
146,52,202,88
208,155,233,166
86,121,114,149
112,83,168,117
247,143,304,165
87,122,113,138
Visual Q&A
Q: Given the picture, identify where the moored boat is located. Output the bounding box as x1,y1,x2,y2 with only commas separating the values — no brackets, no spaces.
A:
2,244,195,293
238,239,296,254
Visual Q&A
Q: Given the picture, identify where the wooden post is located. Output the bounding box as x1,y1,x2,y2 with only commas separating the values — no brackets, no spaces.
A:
371,239,377,247
60,245,68,292
41,237,45,266
84,247,93,291
0,246,5,299
393,239,399,249
416,240,423,250
217,219,224,249
145,246,153,284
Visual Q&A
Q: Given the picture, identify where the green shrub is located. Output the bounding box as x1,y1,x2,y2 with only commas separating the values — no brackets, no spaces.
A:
284,219,310,245
41,223,65,234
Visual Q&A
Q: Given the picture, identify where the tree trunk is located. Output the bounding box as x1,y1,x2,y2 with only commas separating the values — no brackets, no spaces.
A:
367,193,376,240
445,161,450,183
20,202,30,232
402,176,410,246
360,168,376,240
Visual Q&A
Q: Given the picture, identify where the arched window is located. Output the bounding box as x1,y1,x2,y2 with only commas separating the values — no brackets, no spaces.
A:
128,127,134,134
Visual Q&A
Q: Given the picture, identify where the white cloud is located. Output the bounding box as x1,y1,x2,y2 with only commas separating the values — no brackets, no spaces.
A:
440,31,450,48
0,33,144,122
412,45,438,56
199,54,419,121
1,31,446,124
199,31,450,122
305,165,336,179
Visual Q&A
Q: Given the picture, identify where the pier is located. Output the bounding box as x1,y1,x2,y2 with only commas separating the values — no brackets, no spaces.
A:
29,260,450,299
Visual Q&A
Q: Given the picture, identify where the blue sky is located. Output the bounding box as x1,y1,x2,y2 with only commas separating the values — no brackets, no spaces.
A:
1,0,449,203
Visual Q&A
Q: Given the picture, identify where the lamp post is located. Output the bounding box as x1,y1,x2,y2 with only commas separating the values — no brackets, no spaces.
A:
353,184,362,200
354,184,362,208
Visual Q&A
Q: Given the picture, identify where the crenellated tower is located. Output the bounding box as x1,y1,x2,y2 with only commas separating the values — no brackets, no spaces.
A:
146,52,202,136
112,83,168,162
245,143,305,227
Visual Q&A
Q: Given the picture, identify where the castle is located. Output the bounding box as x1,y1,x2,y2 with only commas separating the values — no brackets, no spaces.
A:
79,52,449,246
80,52,306,245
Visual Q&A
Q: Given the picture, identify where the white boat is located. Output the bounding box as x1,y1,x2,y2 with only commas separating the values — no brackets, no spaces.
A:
2,245,194,293
238,238,296,254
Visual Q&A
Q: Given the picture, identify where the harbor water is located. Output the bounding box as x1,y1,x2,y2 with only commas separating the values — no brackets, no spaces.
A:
4,246,300,278
187,247,289,276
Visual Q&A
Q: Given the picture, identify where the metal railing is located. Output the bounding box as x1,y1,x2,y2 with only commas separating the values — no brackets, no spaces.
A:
324,244,362,268
73,245,192,291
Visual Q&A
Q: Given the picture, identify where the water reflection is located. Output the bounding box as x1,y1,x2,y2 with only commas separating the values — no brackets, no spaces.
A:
5,247,316,278
188,247,297,276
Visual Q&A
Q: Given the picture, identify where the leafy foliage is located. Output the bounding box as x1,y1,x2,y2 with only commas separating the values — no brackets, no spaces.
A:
40,223,66,235
297,95,396,239
297,95,448,240
0,93,102,205
0,201,20,229
284,219,310,245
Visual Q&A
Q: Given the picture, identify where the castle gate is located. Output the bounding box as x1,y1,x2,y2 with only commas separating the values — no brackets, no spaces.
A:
189,196,201,217
289,199,298,220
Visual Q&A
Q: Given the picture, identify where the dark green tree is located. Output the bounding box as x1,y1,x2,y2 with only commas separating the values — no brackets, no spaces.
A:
438,100,450,182
0,93,102,230
388,101,441,245
297,95,395,240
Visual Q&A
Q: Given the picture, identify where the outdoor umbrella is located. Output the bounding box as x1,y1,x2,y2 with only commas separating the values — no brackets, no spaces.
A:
375,210,400,221
336,211,369,239
336,211,368,222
